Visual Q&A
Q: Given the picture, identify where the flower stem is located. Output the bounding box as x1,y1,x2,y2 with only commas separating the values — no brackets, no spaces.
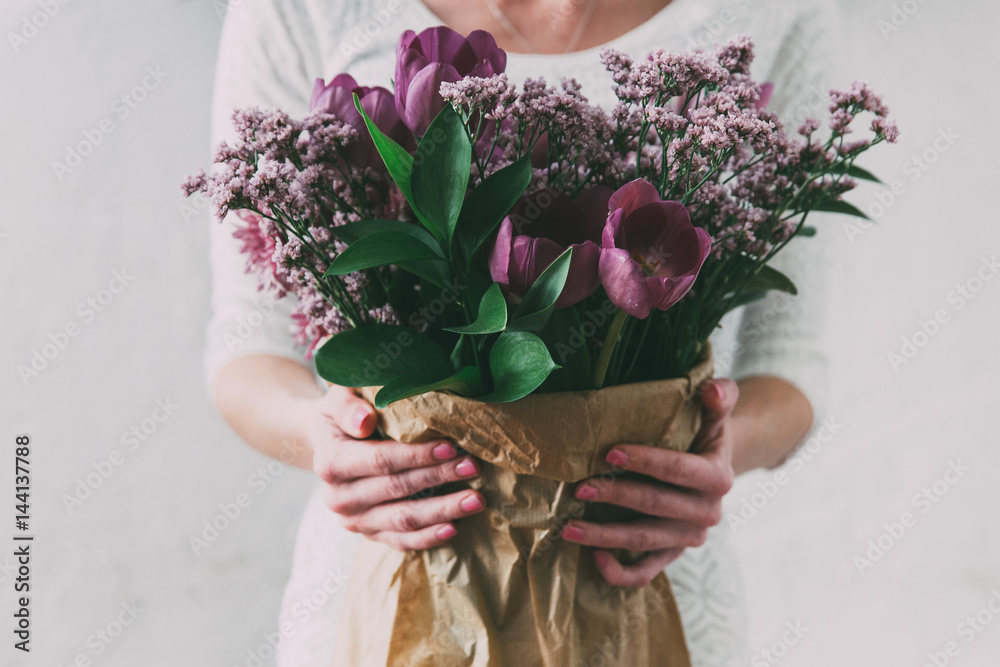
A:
591,308,629,389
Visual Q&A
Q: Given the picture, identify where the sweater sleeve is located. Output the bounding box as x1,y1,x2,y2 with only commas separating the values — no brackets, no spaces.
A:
203,0,326,398
730,0,840,440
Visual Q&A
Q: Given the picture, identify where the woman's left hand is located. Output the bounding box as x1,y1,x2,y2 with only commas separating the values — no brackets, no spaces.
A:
560,378,739,587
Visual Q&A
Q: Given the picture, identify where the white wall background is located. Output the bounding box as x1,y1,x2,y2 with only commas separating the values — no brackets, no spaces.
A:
0,1,996,666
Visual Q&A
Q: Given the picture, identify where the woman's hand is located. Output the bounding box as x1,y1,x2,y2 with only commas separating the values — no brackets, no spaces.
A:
308,384,486,552
560,378,739,587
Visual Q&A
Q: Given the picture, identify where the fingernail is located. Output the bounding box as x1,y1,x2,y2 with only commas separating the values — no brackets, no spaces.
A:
436,524,457,540
712,382,726,402
456,459,478,477
593,550,608,569
562,525,584,541
354,408,371,431
576,485,598,501
606,450,628,467
433,443,457,460
460,494,483,513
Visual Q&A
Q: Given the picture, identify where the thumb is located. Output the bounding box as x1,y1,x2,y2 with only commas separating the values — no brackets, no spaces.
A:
693,378,739,452
701,378,739,419
325,384,377,439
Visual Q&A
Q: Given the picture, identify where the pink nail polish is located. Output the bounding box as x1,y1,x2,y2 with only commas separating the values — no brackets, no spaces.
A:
354,408,371,431
436,524,457,540
576,485,598,501
456,459,478,477
433,443,457,460
606,450,628,467
562,525,584,541
460,495,483,513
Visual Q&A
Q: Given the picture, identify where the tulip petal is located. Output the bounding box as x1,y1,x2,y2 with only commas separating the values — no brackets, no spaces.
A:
510,236,563,298
489,217,515,286
403,62,461,136
416,26,478,72
599,247,652,318
646,274,696,312
607,179,661,218
555,241,601,308
465,29,507,73
330,73,359,89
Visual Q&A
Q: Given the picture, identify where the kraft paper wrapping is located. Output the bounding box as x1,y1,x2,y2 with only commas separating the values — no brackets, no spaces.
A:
335,345,713,667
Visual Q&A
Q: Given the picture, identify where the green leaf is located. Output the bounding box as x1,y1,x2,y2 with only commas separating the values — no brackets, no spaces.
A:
314,325,454,388
796,226,817,237
374,366,482,408
745,264,798,296
810,199,871,220
329,220,453,286
410,105,472,248
444,283,507,334
331,219,440,248
325,231,444,276
508,247,573,333
833,162,883,184
457,155,532,258
725,289,768,312
479,331,560,403
354,94,414,203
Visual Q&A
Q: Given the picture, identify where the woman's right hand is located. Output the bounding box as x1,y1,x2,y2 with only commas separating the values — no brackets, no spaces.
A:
308,384,486,551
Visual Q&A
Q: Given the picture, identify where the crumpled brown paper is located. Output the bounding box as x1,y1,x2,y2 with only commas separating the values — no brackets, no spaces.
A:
334,345,713,666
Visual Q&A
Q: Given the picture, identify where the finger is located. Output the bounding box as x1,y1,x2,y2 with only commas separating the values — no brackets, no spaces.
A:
327,438,462,482
329,457,480,513
574,478,722,527
561,517,707,552
593,548,685,588
692,378,739,453
341,490,485,534
604,445,733,496
326,385,378,439
367,522,459,552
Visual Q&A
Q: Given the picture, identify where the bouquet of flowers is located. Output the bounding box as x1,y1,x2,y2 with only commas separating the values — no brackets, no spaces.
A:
185,26,895,666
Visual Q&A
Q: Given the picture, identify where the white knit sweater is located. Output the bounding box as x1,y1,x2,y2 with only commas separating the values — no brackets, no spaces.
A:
206,1,838,664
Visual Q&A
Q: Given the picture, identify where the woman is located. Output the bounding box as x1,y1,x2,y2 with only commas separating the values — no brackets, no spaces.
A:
206,0,835,663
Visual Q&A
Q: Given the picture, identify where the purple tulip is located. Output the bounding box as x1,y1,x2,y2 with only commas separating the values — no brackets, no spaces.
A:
310,74,416,171
395,27,507,137
598,179,712,319
489,186,612,308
